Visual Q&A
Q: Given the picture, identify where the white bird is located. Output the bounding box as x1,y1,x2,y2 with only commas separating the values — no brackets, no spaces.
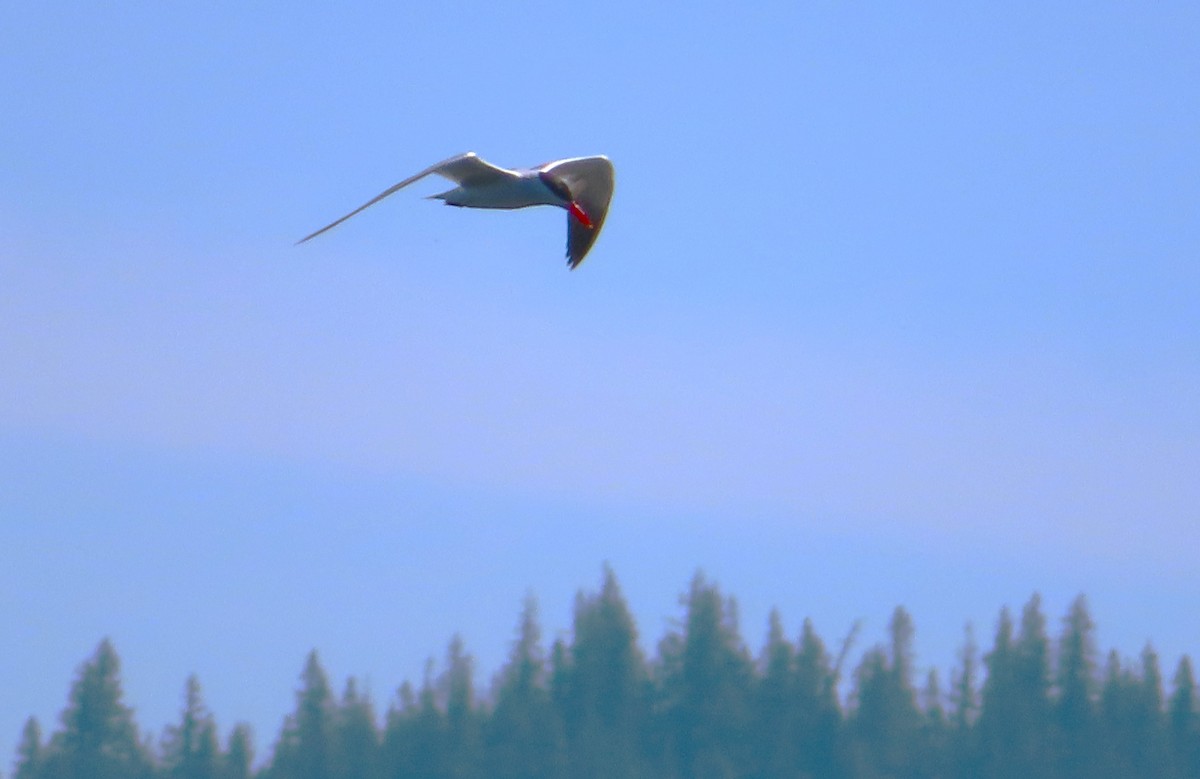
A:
297,152,615,269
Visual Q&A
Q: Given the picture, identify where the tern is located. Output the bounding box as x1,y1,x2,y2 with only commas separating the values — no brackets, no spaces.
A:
297,152,615,269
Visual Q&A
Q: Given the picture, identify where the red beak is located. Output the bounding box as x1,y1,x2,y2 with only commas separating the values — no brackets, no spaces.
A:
568,201,593,229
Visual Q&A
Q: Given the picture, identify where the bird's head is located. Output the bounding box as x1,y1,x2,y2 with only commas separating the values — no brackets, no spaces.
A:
539,171,593,229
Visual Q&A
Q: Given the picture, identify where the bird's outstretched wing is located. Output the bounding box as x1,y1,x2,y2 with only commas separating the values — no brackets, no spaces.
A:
296,152,515,244
541,156,615,269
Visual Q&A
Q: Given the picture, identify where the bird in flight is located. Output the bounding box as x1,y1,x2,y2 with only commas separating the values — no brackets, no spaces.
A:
297,152,615,269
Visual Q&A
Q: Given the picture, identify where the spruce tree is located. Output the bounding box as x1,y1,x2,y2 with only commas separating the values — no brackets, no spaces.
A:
948,623,979,776
919,669,951,779
1055,595,1099,779
162,675,220,779
485,595,565,779
976,607,1017,778
753,610,797,779
848,609,919,778
793,618,842,778
1012,594,1053,777
1169,655,1199,778
439,635,482,779
382,672,443,779
222,724,254,779
560,566,649,779
335,678,380,779
656,571,753,779
41,638,153,779
268,650,337,779
13,717,43,779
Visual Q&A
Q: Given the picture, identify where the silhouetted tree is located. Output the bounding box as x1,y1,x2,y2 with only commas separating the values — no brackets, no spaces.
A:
39,639,153,779
976,607,1017,777
162,675,220,779
1012,594,1053,777
221,724,254,779
1055,595,1099,779
1097,645,1170,778
948,623,979,776
382,672,441,779
439,635,482,779
753,610,797,779
485,595,565,779
656,572,753,779
334,678,381,779
919,669,951,778
793,618,843,778
13,718,44,779
558,566,649,779
268,650,337,779
1169,655,1200,778
849,607,919,777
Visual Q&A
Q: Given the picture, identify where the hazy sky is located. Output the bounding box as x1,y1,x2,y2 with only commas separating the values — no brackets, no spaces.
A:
2,1,1198,764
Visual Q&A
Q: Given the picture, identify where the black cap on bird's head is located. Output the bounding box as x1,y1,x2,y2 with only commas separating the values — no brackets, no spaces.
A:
538,170,572,202
539,170,593,229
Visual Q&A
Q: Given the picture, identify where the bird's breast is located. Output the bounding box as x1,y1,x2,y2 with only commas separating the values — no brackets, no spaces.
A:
440,176,561,210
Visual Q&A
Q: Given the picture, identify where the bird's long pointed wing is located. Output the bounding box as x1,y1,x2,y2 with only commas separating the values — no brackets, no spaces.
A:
296,152,515,244
542,156,615,269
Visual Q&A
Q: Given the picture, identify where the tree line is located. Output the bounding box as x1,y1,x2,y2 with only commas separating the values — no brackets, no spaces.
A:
11,567,1200,778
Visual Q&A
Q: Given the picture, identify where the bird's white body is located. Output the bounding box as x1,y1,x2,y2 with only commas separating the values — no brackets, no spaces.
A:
298,152,615,269
433,172,560,210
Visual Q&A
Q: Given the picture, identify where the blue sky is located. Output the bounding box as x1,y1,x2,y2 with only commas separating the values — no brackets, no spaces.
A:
2,0,1198,763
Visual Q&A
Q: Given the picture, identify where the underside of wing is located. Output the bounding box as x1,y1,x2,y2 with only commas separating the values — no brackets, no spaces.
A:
544,157,615,269
296,152,516,244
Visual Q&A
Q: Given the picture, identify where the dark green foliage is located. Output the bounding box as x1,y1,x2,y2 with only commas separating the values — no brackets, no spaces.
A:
557,566,648,779
848,608,920,778
656,572,754,779
162,676,220,779
13,718,44,779
439,635,483,779
13,576,1199,779
334,679,381,779
222,724,254,779
948,623,979,775
1055,595,1099,778
485,596,566,779
1169,656,1200,778
40,638,154,779
268,650,337,779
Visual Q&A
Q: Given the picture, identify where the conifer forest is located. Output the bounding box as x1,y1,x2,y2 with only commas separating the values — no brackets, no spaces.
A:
11,569,1200,779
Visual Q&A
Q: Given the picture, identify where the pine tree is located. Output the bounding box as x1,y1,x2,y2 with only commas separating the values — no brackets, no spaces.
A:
656,571,753,779
440,635,482,779
1055,595,1099,779
848,608,919,778
559,566,649,779
1012,593,1053,777
1136,645,1170,777
793,618,842,778
335,678,381,779
753,610,797,779
948,623,979,776
268,650,337,779
1169,655,1199,778
40,638,153,779
13,717,43,779
485,595,565,779
382,672,443,779
919,669,951,779
222,724,254,779
162,675,220,779
976,607,1017,777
